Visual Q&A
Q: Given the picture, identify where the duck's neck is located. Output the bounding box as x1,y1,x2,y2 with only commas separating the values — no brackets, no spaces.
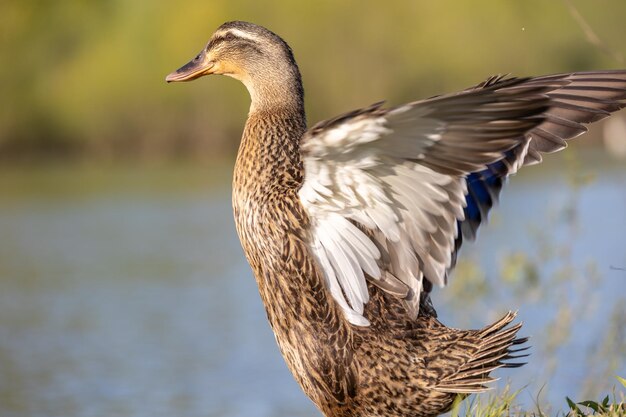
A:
232,65,307,235
235,106,306,194
246,79,305,116
240,56,305,116
235,65,307,191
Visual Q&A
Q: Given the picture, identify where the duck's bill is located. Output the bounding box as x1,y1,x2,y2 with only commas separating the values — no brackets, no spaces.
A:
165,52,214,82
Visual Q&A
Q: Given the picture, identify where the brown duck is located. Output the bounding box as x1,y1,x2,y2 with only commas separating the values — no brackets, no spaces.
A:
166,21,626,417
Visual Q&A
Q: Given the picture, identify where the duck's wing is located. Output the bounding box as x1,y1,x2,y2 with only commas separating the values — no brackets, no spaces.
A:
299,71,626,326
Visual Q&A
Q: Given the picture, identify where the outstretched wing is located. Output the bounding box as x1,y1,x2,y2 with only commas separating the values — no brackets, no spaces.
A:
457,71,626,260
299,71,626,326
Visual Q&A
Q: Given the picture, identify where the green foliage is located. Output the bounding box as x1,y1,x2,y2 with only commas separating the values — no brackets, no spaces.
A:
450,385,526,417
2,0,626,160
565,382,626,416
448,377,626,416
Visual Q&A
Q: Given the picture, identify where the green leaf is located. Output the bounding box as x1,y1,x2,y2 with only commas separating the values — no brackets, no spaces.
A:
566,396,582,414
578,400,599,412
601,395,610,409
617,375,626,389
449,394,463,417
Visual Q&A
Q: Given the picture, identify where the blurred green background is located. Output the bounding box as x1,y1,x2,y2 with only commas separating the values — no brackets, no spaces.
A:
2,0,626,162
1,1,625,416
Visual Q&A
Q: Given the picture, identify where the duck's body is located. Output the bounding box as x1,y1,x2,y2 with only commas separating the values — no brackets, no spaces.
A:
232,112,515,417
167,21,626,416
231,93,524,417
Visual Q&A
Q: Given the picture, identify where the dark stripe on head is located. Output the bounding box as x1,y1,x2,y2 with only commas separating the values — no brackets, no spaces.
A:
206,32,264,57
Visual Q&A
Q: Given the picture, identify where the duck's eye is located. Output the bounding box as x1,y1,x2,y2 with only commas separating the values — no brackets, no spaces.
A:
224,32,236,41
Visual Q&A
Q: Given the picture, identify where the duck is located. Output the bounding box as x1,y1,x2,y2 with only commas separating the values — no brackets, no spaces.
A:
166,21,626,417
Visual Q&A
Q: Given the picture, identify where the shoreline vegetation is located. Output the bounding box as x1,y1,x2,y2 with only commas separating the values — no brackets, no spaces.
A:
450,377,626,416
2,2,626,162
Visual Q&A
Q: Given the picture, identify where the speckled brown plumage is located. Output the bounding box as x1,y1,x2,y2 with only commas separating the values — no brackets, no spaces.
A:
166,20,626,417
230,103,525,417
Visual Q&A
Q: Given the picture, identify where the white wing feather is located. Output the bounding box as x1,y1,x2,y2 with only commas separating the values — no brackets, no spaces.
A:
298,72,626,326
300,109,464,325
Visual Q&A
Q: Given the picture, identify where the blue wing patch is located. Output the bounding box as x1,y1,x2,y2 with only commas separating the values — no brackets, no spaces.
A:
451,145,526,270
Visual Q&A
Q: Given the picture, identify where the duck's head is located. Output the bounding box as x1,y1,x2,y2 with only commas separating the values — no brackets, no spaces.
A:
166,21,303,110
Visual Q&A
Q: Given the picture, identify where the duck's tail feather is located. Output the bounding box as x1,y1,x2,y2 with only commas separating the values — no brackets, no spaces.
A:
437,311,528,394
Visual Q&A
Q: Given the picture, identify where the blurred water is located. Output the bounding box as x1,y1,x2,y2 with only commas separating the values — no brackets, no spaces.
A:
0,157,624,417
